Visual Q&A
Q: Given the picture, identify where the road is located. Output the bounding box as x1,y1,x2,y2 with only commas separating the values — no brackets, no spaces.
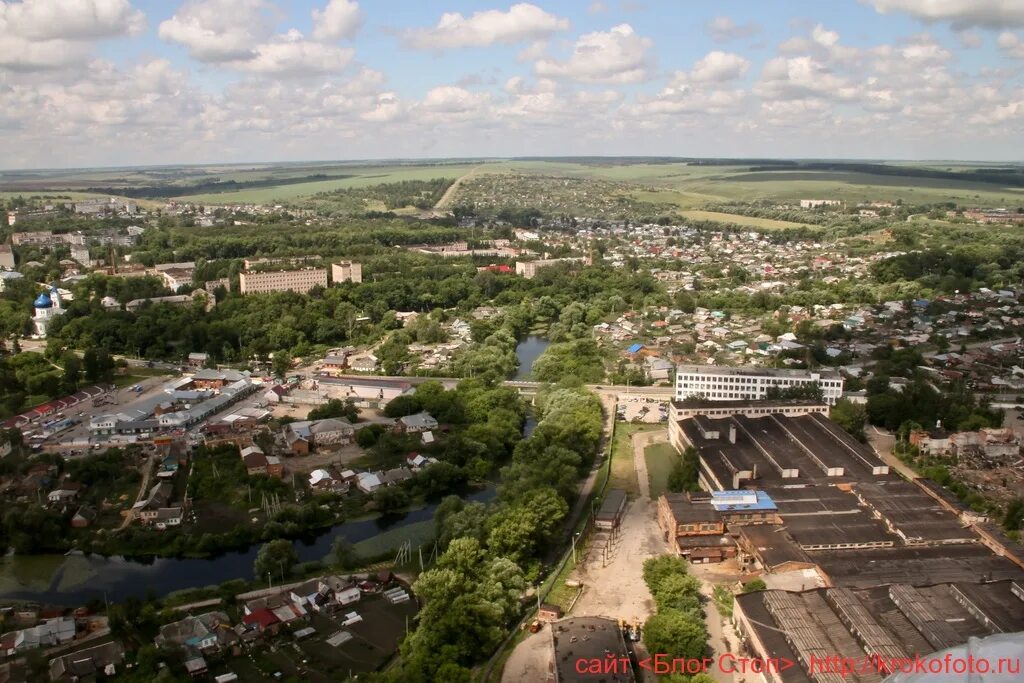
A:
121,452,158,529
433,165,482,212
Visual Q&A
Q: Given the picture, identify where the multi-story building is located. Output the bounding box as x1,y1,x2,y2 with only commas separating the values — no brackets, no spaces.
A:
674,365,844,405
515,257,587,279
7,210,60,227
331,260,362,284
160,267,194,292
10,230,63,246
238,268,328,295
70,244,90,265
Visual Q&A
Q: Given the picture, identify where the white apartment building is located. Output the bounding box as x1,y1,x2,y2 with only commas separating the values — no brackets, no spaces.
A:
332,261,362,284
675,365,844,405
799,199,842,209
238,268,328,295
515,257,587,279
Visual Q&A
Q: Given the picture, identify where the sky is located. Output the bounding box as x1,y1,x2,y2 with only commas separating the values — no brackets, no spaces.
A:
0,0,1023,169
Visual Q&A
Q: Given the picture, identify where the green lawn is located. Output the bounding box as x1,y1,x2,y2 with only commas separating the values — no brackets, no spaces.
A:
608,422,664,496
645,442,679,499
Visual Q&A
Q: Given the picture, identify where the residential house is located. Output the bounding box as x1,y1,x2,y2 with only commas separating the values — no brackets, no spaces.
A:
155,507,183,530
70,506,96,529
356,472,382,494
348,354,379,372
187,352,209,368
282,422,311,456
321,354,348,376
308,418,355,447
241,446,269,475
398,411,438,434
380,467,414,487
48,641,124,681
135,482,174,524
47,479,82,506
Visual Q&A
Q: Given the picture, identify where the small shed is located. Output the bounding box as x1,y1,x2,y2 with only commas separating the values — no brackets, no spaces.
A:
538,603,563,622
595,488,628,531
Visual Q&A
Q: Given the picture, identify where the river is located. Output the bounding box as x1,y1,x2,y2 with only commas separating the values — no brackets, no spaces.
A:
0,488,495,606
0,340,550,606
514,335,550,380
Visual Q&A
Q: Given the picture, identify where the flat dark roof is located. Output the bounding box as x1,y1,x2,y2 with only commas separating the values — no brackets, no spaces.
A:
597,488,627,520
812,545,1024,588
662,492,723,523
551,617,635,683
734,524,812,568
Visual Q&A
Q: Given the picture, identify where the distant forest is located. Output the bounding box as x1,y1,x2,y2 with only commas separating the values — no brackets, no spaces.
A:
746,162,1024,187
82,173,353,199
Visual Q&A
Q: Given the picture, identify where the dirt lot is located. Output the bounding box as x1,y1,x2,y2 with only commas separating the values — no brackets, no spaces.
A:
284,444,366,475
571,498,663,622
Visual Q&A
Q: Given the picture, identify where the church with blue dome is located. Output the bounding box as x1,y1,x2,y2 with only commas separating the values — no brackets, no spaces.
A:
32,284,65,337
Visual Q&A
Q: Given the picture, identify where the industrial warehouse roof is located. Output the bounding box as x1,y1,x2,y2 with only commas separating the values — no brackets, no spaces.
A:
709,490,776,511
735,580,1024,683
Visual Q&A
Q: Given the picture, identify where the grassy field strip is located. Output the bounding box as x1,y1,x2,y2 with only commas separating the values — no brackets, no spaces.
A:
178,164,479,204
645,442,678,499
679,209,816,230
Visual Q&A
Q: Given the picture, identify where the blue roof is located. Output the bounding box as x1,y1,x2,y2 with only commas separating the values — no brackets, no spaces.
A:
626,343,644,353
710,490,776,512
33,292,52,308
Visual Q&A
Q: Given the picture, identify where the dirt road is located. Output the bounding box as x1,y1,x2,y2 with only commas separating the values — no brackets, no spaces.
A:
433,165,481,211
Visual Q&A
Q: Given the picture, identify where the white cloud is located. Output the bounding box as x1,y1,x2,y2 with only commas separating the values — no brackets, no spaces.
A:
588,1,608,14
535,24,652,84
707,15,761,42
997,31,1024,58
404,3,569,51
864,0,1024,29
158,0,271,62
361,92,404,122
0,0,144,40
957,29,983,48
0,36,85,71
688,51,750,83
160,0,354,75
237,30,354,75
755,56,852,101
312,0,363,41
0,0,144,71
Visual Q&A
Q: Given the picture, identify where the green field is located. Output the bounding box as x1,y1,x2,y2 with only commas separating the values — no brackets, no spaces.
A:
679,209,817,230
440,161,1024,212
177,163,480,204
5,158,1022,210
645,442,679,499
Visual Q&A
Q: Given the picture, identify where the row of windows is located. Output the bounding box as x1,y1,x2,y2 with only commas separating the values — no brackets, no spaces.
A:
678,375,841,387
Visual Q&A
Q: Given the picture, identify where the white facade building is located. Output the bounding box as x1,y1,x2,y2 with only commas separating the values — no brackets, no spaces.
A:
674,365,844,405
238,268,328,295
331,261,362,284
